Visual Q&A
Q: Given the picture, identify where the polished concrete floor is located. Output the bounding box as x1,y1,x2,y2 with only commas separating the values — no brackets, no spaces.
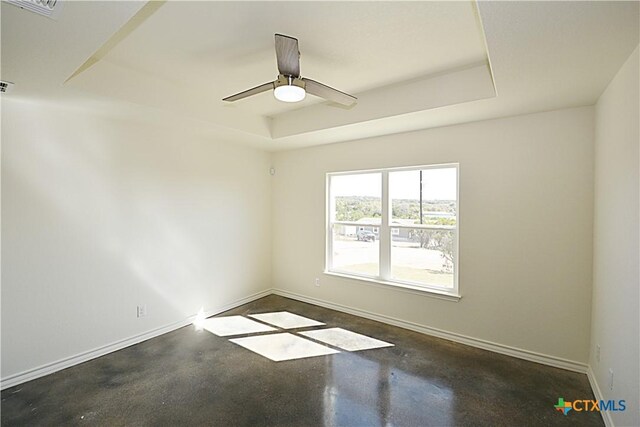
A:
1,295,603,426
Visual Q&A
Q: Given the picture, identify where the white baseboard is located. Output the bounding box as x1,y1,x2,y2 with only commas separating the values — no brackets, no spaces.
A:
1,287,590,392
272,288,588,373
0,289,271,390
587,366,613,427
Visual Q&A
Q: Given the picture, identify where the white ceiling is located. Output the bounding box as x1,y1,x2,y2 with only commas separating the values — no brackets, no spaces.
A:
1,1,638,150
101,1,488,117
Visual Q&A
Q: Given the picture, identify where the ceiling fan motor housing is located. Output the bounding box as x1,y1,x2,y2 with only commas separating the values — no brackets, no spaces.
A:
275,74,305,89
274,75,306,102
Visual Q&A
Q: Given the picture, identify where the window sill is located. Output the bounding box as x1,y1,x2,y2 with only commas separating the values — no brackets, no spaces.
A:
323,271,462,302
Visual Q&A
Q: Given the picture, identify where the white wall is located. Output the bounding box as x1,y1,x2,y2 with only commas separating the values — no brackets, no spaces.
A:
5,81,630,408
590,46,639,426
272,107,595,364
1,98,271,379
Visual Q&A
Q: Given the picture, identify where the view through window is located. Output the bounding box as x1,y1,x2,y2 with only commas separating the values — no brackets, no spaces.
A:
327,165,458,295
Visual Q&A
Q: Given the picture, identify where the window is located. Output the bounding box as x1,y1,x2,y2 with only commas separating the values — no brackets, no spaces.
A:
327,164,459,297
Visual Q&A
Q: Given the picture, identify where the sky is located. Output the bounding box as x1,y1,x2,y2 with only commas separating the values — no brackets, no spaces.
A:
330,168,457,201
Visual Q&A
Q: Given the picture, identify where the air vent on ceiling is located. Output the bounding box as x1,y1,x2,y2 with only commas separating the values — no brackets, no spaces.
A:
0,81,15,94
5,0,62,19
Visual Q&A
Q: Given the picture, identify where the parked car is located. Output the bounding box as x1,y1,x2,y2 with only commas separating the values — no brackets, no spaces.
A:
357,230,376,242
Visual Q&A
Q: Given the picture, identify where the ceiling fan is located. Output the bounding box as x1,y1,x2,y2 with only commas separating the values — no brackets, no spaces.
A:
223,34,357,106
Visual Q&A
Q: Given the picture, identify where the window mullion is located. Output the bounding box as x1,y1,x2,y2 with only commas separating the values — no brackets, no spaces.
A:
326,176,332,272
379,171,391,280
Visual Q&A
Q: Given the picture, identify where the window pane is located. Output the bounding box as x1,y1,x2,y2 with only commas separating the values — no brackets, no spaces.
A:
389,168,457,227
330,173,382,222
332,225,379,277
391,228,455,288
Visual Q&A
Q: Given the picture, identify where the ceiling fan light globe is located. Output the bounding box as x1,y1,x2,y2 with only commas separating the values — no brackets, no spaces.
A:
274,84,306,103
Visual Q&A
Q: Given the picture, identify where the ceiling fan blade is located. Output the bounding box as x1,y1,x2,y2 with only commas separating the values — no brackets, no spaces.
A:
223,81,274,102
302,78,357,106
275,34,300,77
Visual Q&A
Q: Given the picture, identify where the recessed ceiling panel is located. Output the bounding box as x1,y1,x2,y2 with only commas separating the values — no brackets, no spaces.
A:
65,1,490,138
100,1,487,115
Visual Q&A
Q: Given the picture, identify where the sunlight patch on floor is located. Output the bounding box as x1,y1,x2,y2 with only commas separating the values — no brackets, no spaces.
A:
230,333,339,361
201,315,276,336
248,311,325,329
300,327,394,351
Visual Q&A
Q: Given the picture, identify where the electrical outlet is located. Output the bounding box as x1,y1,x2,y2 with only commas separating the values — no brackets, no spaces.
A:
608,369,614,391
596,345,601,363
137,305,147,318
314,278,320,287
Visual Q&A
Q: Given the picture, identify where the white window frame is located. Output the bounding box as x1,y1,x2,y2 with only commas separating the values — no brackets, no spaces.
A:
325,163,460,301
